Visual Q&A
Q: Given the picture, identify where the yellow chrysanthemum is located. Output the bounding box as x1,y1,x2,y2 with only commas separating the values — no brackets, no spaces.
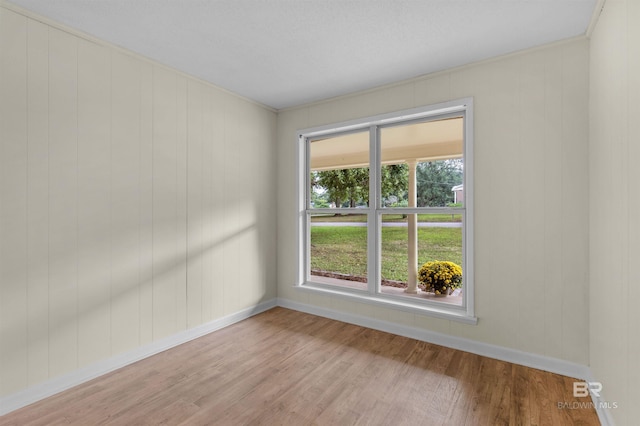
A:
418,260,462,293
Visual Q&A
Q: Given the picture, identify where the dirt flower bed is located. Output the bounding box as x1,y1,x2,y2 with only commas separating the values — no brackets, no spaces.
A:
310,270,408,288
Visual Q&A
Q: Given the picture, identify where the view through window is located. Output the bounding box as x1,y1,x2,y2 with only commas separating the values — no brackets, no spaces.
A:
300,101,473,319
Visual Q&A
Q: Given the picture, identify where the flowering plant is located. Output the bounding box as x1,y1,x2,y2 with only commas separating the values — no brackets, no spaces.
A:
418,261,462,295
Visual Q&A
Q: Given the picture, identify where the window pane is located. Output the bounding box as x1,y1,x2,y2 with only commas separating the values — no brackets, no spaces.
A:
380,163,408,207
415,159,465,207
380,118,464,208
380,213,463,306
309,213,368,289
309,130,370,208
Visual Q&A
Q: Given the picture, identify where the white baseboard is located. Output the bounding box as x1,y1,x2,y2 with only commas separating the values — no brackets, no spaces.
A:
0,298,277,416
277,297,590,379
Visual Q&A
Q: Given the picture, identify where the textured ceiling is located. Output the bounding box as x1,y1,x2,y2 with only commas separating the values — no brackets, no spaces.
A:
6,0,597,109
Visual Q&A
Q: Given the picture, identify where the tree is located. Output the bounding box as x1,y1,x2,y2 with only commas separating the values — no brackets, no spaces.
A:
310,187,330,208
416,159,463,207
381,164,408,206
312,164,409,208
313,168,368,208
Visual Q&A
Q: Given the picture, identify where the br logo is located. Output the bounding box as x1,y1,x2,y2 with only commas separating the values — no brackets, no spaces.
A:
573,381,602,398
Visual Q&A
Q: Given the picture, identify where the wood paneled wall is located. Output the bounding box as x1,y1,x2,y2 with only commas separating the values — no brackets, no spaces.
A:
589,0,640,423
0,6,277,397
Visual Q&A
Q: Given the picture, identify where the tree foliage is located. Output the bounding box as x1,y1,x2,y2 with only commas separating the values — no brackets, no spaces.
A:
381,164,408,205
312,168,368,208
311,159,462,209
312,164,409,208
416,159,463,207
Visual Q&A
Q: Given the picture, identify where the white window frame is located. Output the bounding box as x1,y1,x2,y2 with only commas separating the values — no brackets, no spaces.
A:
296,98,476,324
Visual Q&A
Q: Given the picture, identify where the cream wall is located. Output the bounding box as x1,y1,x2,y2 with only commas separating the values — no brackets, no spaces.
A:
590,0,640,423
277,39,590,365
0,6,277,397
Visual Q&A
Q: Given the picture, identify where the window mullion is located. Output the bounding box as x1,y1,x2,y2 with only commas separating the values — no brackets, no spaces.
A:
367,125,378,295
304,136,311,283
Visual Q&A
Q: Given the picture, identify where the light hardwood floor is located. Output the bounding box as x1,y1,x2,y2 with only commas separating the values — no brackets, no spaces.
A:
0,307,599,425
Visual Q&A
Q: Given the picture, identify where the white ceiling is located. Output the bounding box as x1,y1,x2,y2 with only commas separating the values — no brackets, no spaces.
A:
7,0,598,110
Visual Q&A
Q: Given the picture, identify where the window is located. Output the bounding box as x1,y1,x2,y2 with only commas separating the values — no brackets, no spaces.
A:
297,99,475,323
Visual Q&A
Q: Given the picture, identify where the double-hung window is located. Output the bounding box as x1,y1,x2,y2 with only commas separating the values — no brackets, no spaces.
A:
297,99,475,323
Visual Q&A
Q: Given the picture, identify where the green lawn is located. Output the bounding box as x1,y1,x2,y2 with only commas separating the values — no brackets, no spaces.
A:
310,213,462,223
310,225,462,282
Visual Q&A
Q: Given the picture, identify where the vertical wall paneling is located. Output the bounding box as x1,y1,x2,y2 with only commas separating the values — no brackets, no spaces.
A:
265,112,278,300
0,9,28,395
255,108,268,301
209,89,227,319
151,66,179,339
223,98,240,314
274,107,308,303
0,6,4,396
560,42,589,365
256,105,269,300
237,101,254,306
517,50,546,356
542,46,564,360
253,104,273,301
0,5,277,403
77,38,111,365
48,27,79,379
110,51,141,355
186,80,204,328
26,18,50,387
175,76,188,332
200,86,214,322
455,58,522,348
590,2,624,420
627,0,640,416
486,58,522,348
590,0,640,422
138,61,154,346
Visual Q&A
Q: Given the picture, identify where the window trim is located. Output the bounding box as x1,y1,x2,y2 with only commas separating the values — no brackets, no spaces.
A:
296,98,476,324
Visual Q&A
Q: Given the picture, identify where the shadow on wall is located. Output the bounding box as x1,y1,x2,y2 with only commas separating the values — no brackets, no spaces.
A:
0,208,266,384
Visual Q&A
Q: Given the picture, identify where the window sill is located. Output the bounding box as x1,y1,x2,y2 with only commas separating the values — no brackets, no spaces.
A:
296,282,478,325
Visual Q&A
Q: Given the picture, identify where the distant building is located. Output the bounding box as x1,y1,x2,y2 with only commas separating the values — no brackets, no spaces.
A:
452,184,463,204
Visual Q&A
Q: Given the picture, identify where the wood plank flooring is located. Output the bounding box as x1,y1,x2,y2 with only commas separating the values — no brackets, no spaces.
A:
0,307,600,425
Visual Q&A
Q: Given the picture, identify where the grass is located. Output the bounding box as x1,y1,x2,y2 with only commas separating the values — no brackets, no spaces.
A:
310,225,462,282
310,227,368,276
310,213,462,223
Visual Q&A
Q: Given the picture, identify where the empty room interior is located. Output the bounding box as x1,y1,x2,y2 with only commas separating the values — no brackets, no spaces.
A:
0,0,638,424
